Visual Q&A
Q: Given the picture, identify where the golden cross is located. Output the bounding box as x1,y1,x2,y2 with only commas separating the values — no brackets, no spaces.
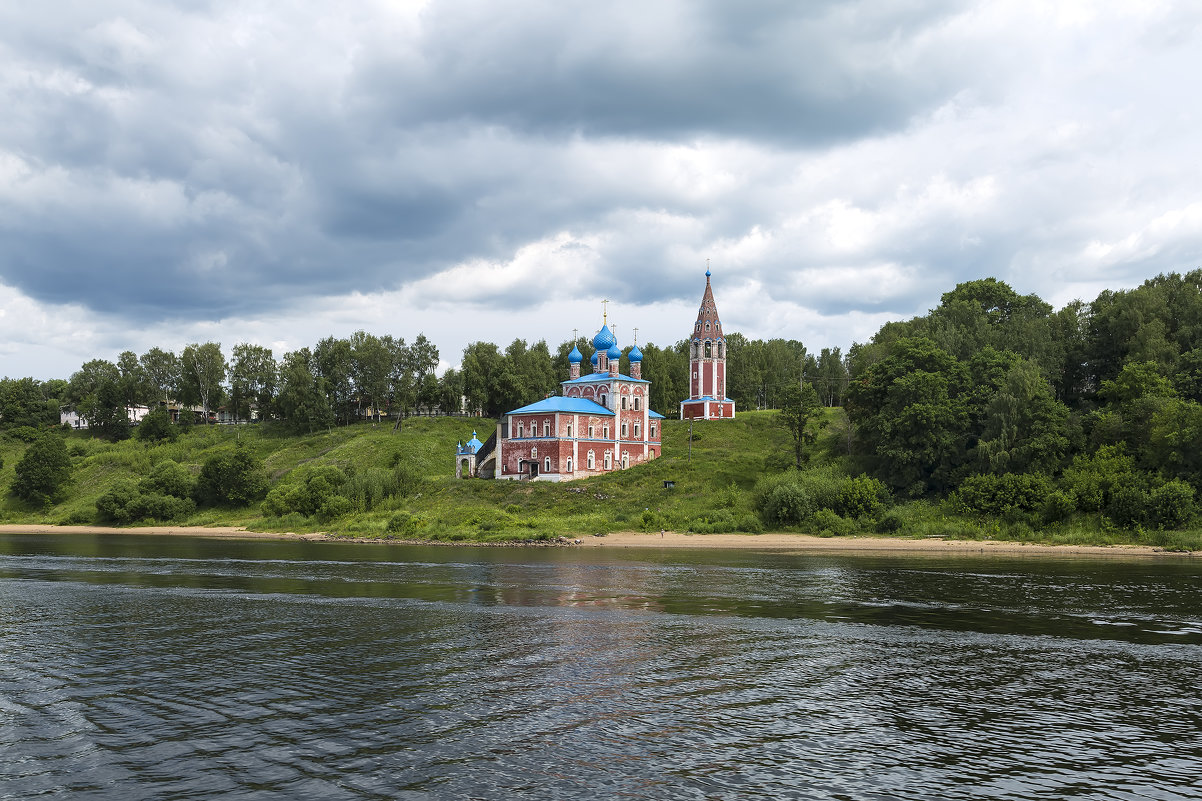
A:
633,327,639,346
601,298,609,324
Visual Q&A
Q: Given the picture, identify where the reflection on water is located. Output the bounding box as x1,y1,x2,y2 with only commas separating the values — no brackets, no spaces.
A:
1,533,1200,799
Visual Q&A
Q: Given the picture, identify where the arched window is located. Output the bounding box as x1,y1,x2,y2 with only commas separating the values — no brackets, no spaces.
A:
621,422,628,438
603,424,609,439
634,397,640,410
621,396,627,410
517,422,523,437
566,457,573,472
543,422,550,437
544,457,550,473
622,453,629,469
587,451,595,469
604,452,612,469
705,341,712,358
567,423,573,437
634,423,640,438
650,423,657,438
705,322,711,331
588,425,594,438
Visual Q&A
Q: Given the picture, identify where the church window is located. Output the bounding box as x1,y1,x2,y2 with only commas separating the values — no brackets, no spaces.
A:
634,423,640,438
567,423,573,437
621,423,628,438
587,451,595,469
517,422,523,437
603,424,609,439
695,322,700,332
604,452,612,469
588,425,594,438
543,422,550,437
566,457,573,472
621,396,627,410
622,453,629,469
650,423,657,438
634,397,640,410
544,457,551,473
705,322,711,331
705,341,712,358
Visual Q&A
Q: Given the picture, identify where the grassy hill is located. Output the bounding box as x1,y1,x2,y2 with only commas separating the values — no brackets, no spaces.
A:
3,411,1199,550
0,412,801,541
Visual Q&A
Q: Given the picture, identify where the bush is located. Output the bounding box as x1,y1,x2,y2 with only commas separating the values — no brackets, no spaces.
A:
1041,490,1078,524
11,433,72,507
96,479,196,524
953,473,1052,517
316,494,354,521
1107,485,1151,529
139,460,195,499
1150,480,1195,529
7,425,43,443
136,406,179,443
838,475,889,519
876,512,904,534
761,481,813,527
810,508,855,537
196,443,268,507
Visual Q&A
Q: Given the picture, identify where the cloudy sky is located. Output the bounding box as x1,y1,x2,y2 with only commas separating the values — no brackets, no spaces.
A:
2,1,1201,379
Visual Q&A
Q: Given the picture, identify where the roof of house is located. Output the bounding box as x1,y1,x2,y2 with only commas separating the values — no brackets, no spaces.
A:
562,372,649,385
648,410,666,419
506,396,615,416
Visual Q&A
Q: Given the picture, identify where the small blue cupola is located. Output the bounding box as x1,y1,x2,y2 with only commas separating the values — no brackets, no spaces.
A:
568,344,583,364
628,343,643,363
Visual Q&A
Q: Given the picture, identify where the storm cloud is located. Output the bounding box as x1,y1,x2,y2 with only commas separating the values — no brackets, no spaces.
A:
2,1,1202,377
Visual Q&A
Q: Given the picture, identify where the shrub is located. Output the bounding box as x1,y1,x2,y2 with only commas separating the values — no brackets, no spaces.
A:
135,406,179,442
810,509,855,537
139,460,195,499
1150,480,1195,529
761,482,813,527
953,473,1052,517
96,480,196,524
838,475,889,519
1107,485,1151,529
196,444,268,507
11,433,72,507
1041,490,1078,524
876,512,904,534
7,425,42,443
316,494,354,521
737,514,764,533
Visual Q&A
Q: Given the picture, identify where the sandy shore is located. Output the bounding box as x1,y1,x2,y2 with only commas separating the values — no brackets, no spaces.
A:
0,524,1191,557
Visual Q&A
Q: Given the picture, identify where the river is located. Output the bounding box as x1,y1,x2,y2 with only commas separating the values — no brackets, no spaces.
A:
1,533,1199,799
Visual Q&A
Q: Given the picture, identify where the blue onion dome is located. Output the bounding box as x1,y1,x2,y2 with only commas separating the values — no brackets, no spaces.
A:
591,350,600,365
592,324,616,350
607,343,622,360
628,344,643,362
568,344,583,364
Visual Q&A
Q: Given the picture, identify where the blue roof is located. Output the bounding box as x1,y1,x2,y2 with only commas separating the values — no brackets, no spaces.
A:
568,345,583,364
628,344,643,362
506,396,614,416
562,372,648,385
590,350,599,365
592,324,616,350
648,410,666,419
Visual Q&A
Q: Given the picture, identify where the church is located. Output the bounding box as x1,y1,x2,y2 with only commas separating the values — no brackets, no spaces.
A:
680,268,735,420
457,317,665,481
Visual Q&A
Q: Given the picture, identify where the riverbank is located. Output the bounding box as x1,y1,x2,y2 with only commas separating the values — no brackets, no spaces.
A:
1,524,1192,557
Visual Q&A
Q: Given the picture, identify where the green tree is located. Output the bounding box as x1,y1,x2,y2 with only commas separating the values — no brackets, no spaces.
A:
180,342,227,422
778,382,822,468
11,432,72,507
276,348,334,434
0,377,60,430
314,336,355,425
229,343,277,422
846,337,970,496
67,359,129,441
135,405,179,442
351,331,391,423
971,359,1072,475
139,347,180,404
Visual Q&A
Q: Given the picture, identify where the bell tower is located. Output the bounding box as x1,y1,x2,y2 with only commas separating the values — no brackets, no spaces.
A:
680,266,735,420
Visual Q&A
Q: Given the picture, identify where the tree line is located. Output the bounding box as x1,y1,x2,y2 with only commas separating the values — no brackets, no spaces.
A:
841,272,1202,529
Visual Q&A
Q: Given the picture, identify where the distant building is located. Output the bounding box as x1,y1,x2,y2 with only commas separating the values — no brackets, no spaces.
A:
460,318,665,481
680,269,735,420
